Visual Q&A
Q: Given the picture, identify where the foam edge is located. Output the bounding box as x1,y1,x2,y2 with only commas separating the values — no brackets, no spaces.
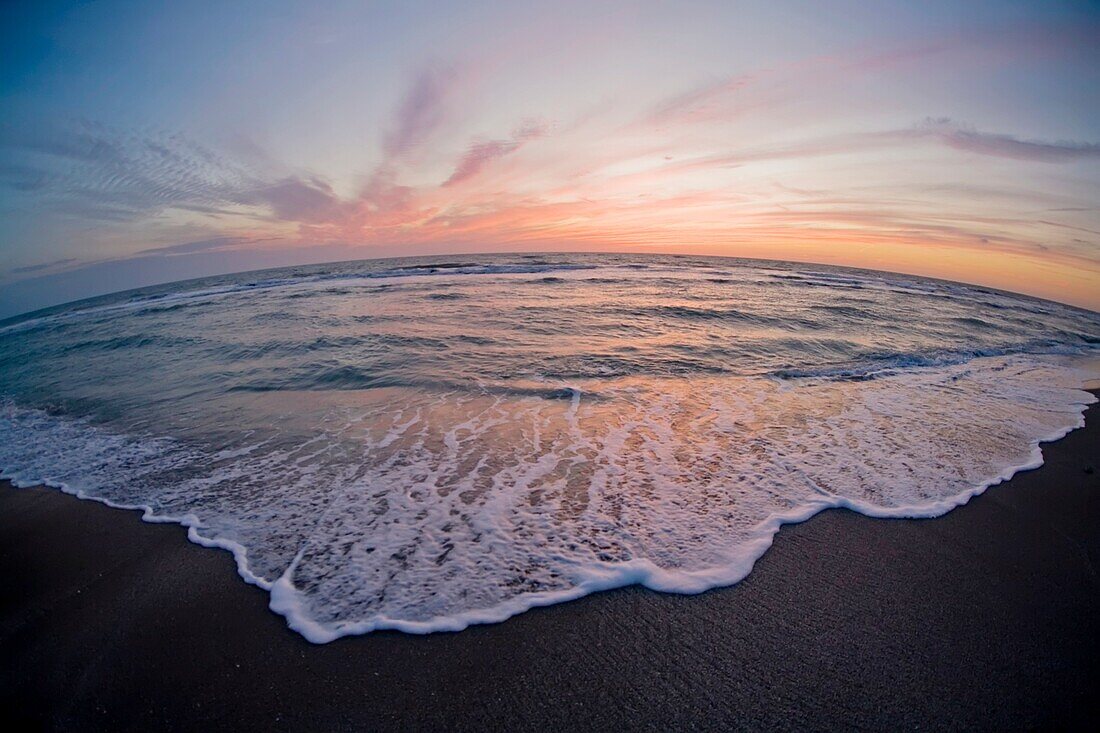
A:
3,389,1096,645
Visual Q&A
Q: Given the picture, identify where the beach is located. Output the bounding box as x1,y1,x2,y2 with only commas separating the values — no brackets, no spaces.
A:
0,390,1095,731
3,0,1099,729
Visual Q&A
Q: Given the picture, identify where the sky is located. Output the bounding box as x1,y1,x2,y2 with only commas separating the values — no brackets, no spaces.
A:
1,0,1098,317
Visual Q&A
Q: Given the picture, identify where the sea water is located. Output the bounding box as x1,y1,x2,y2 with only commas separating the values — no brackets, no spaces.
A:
1,253,1097,641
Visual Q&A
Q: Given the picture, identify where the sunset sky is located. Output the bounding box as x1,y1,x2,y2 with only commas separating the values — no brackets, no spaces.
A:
1,0,1098,317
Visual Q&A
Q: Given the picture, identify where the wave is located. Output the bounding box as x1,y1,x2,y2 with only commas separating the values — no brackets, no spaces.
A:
2,353,1096,642
0,261,600,337
3,255,1099,642
644,304,823,330
770,341,1099,382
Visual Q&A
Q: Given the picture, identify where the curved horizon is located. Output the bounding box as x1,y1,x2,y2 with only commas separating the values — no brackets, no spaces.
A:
3,250,1098,327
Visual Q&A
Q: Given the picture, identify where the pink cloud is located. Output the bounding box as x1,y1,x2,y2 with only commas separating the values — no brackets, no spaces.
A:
442,119,548,187
382,65,462,160
443,139,523,187
642,75,756,127
258,177,340,222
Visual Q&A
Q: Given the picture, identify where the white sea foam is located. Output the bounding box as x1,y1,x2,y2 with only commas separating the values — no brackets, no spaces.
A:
2,354,1096,643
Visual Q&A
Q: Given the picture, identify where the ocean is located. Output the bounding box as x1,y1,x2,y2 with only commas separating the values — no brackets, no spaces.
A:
1,253,1097,642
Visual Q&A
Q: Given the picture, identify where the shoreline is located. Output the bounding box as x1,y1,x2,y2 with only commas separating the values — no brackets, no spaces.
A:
1,392,1097,729
4,385,1095,644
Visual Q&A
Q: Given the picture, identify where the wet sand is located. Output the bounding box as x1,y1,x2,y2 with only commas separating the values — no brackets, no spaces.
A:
2,392,1097,731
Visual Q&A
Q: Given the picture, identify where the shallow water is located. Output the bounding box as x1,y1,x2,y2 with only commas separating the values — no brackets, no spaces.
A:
1,253,1097,641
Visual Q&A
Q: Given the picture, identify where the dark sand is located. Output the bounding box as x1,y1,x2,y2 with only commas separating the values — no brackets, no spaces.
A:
2,394,1098,731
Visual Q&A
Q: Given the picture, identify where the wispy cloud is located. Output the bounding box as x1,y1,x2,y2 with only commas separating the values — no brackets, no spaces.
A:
382,65,462,160
9,258,78,275
134,236,252,257
443,119,547,187
644,119,1100,179
0,119,263,220
634,40,954,131
256,177,340,222
641,75,756,128
443,139,523,186
917,118,1100,162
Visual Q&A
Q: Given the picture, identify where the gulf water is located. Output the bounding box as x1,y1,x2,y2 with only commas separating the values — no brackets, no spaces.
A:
2,253,1097,641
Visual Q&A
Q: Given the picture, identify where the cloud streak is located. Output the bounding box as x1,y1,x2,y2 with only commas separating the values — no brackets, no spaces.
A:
918,118,1100,162
134,236,253,257
382,65,462,160
9,258,78,275
645,119,1100,180
443,120,547,187
0,119,264,221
